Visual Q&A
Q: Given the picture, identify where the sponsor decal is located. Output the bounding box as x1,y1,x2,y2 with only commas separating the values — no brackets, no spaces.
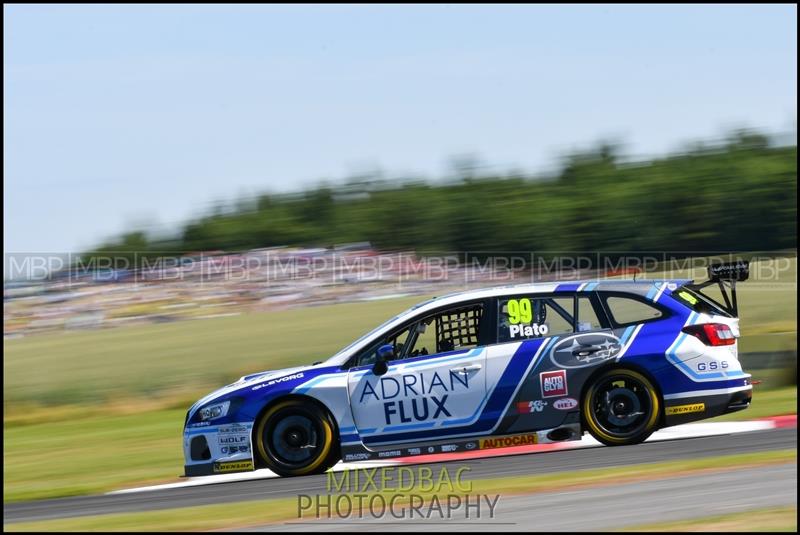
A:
516,400,548,413
252,372,305,391
540,370,568,398
665,403,706,415
427,446,435,453
187,421,211,428
213,460,254,473
218,424,248,434
357,371,471,426
465,442,477,450
479,433,537,449
550,333,622,369
219,435,248,445
406,447,421,455
552,397,578,410
377,450,402,458
441,444,458,452
697,361,729,371
344,453,370,461
221,445,249,454
217,425,250,452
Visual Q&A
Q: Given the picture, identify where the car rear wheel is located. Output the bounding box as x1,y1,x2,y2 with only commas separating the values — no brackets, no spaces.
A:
583,368,660,446
254,399,339,477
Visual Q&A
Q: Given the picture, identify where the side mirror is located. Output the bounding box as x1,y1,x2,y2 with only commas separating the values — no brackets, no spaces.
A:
373,344,394,376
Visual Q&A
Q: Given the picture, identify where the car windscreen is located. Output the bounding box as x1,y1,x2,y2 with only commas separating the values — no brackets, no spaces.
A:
324,300,433,364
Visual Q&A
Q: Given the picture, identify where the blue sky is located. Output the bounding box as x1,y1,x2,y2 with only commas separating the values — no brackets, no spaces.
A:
4,4,797,253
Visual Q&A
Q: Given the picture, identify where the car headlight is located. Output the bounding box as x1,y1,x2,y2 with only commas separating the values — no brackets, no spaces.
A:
199,401,230,421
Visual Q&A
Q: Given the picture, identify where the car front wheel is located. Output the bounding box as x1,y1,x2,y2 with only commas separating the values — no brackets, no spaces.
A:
254,399,339,476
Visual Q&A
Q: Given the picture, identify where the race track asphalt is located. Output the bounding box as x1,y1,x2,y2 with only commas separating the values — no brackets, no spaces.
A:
4,427,797,525
253,463,798,532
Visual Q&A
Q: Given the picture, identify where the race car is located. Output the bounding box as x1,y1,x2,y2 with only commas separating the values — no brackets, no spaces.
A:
183,261,752,477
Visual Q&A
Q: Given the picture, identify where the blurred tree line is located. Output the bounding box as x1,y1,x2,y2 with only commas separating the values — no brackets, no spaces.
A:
83,130,796,266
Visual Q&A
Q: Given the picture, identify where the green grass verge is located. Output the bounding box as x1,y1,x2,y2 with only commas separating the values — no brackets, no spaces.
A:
708,386,797,422
3,295,428,407
4,450,795,531
743,366,798,390
3,409,186,503
621,506,797,532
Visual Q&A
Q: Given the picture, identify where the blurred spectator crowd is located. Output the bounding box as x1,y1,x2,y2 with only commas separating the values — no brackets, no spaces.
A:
4,244,541,338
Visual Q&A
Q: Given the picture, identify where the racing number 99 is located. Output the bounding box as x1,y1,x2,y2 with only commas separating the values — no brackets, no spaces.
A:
507,298,532,324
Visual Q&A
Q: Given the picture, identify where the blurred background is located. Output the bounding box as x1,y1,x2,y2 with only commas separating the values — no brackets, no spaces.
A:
3,3,796,523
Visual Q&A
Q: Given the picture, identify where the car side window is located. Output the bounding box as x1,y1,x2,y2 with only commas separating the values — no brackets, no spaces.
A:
408,317,437,357
353,303,485,367
602,295,663,326
673,287,731,317
355,325,414,367
497,295,575,343
577,296,604,331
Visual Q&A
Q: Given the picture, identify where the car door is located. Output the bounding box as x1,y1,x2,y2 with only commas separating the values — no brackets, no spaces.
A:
481,292,630,437
346,302,489,447
486,293,581,421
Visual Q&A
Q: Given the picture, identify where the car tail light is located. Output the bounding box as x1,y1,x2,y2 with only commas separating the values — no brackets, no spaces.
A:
682,323,736,346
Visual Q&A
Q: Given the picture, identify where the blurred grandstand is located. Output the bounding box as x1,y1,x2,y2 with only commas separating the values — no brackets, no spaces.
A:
4,244,541,337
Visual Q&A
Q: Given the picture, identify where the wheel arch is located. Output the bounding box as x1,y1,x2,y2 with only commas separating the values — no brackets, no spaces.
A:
579,361,666,429
251,393,341,469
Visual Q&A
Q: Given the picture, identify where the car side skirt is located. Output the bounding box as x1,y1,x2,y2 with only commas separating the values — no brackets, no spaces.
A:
337,422,584,462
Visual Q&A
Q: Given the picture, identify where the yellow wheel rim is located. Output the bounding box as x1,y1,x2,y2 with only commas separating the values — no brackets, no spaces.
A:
255,400,334,475
583,369,659,444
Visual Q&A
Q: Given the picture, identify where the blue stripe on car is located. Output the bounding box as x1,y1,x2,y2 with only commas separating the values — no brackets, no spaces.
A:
362,338,545,445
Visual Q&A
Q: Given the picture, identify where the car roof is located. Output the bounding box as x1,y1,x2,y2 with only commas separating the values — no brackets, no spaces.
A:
420,279,694,308
326,278,693,365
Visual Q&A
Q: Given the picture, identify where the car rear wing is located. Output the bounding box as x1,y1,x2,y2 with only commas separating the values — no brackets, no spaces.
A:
687,260,749,317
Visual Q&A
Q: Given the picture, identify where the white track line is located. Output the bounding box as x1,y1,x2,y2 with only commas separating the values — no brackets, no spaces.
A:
108,460,390,495
108,419,778,495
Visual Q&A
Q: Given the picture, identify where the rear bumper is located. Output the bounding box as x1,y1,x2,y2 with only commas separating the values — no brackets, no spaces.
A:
722,388,753,414
663,383,753,427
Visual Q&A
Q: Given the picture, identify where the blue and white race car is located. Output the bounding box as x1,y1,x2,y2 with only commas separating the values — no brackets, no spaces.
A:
183,262,752,477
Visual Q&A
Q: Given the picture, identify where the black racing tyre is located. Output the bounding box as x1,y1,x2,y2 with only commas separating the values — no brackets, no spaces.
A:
582,368,661,446
254,399,339,477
